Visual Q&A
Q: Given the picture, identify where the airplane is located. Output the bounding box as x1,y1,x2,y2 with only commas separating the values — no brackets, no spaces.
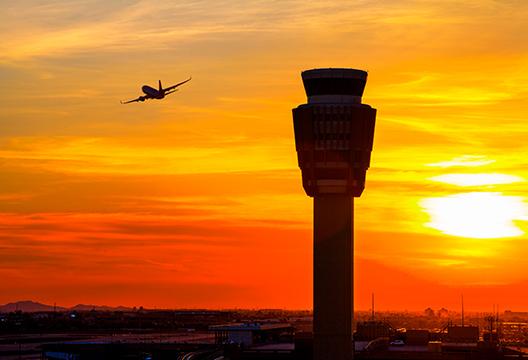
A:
121,77,191,104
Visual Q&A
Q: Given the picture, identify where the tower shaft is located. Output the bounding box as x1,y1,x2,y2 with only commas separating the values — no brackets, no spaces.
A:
314,196,354,360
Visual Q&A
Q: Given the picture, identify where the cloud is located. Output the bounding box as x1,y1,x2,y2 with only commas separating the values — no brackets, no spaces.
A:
429,173,526,187
426,156,496,168
143,259,188,272
4,0,527,64
0,210,312,308
0,135,296,175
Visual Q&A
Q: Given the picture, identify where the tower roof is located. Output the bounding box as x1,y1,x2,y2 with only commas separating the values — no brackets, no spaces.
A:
301,68,368,103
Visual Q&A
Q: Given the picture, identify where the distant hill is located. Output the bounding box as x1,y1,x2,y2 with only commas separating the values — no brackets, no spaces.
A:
69,304,133,312
0,300,67,313
0,301,133,313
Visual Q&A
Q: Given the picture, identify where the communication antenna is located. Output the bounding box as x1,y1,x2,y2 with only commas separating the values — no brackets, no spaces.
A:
462,294,464,326
372,293,375,321
492,304,496,331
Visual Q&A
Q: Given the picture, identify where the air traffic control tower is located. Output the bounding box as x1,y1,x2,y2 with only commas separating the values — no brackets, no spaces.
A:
292,68,376,360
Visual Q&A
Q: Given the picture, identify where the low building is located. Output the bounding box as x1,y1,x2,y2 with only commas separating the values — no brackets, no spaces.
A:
209,323,293,346
355,321,391,342
441,325,479,352
406,329,430,345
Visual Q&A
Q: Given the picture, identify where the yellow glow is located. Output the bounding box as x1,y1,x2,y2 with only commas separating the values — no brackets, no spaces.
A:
420,192,528,238
429,173,526,187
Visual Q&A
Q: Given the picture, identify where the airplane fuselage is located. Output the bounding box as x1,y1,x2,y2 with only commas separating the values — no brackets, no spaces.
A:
142,85,164,99
121,77,190,104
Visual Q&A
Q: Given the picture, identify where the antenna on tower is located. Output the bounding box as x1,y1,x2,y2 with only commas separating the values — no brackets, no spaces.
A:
492,304,496,331
462,294,464,326
372,293,375,321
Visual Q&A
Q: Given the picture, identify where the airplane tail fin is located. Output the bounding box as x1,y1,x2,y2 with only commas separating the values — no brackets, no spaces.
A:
159,80,163,92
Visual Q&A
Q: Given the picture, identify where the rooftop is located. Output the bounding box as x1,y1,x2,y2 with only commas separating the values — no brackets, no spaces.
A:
209,323,292,331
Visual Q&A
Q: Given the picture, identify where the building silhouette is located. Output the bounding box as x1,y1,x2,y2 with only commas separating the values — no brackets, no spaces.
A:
292,68,377,360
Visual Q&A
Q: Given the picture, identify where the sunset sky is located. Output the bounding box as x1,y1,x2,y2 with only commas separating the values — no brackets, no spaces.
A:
2,0,528,312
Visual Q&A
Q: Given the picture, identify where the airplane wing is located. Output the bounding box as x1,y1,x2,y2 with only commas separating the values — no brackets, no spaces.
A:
164,89,179,96
120,96,147,104
163,76,192,92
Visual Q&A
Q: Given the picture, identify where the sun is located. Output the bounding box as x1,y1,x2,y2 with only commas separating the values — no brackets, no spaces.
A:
420,192,528,239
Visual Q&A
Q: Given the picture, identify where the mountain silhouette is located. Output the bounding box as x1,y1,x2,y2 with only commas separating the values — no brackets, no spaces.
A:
0,301,132,313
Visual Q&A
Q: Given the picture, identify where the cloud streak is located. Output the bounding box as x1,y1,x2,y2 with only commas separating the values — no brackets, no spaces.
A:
4,0,528,63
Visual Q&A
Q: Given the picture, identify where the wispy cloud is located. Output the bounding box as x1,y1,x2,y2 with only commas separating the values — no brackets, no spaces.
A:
0,135,295,175
4,0,527,63
426,156,496,168
429,173,526,187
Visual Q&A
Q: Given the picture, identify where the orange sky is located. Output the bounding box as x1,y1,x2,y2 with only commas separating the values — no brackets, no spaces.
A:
2,0,528,312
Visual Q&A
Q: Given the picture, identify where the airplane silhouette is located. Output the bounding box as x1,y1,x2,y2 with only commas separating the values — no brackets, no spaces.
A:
121,77,191,104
